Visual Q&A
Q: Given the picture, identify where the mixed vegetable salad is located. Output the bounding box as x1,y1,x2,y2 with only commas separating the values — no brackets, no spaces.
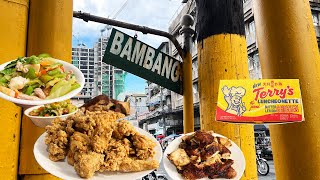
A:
0,54,80,100
29,100,77,116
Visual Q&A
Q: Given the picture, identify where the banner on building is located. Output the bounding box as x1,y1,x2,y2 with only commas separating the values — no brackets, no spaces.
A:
103,28,182,94
216,79,304,123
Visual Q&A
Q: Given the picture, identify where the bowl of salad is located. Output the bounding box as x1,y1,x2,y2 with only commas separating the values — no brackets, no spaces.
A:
24,100,78,127
0,54,84,107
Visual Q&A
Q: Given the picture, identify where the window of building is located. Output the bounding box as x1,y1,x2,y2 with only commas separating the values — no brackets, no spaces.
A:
193,82,198,93
313,12,319,26
249,21,255,33
245,25,249,36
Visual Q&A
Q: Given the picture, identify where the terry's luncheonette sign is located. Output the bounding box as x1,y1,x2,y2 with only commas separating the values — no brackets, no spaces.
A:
216,79,304,123
103,28,182,94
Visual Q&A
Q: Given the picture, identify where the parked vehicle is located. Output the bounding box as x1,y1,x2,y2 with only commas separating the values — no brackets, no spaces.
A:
256,149,270,176
142,171,168,180
161,134,181,150
156,134,165,144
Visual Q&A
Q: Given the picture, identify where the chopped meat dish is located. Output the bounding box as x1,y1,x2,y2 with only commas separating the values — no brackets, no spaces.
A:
44,95,159,179
167,131,237,180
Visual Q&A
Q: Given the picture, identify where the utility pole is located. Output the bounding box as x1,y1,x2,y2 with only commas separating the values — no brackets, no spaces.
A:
160,86,166,136
253,0,320,179
195,0,257,179
180,14,195,133
135,95,138,120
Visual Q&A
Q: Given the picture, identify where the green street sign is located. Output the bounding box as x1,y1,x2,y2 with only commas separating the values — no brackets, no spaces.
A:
103,28,183,94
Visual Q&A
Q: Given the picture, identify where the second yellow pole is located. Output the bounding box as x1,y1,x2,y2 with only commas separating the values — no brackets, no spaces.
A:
253,0,320,179
19,0,73,179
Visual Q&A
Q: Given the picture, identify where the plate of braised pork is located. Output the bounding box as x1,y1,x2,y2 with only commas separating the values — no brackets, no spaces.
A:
163,131,245,180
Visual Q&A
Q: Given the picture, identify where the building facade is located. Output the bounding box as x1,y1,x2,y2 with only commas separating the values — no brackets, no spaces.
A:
141,0,320,134
71,36,127,102
72,44,96,99
124,94,149,127
93,37,127,99
243,0,320,79
140,42,199,135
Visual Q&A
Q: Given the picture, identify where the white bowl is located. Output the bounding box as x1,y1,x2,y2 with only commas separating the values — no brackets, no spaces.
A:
0,59,85,108
24,105,78,128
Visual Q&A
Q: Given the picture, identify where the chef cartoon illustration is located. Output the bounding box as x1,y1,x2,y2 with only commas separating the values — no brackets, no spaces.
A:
222,86,246,116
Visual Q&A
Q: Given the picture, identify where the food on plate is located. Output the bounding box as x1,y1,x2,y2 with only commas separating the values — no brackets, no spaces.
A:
29,100,77,117
44,95,159,178
0,54,80,100
167,131,237,180
80,94,130,115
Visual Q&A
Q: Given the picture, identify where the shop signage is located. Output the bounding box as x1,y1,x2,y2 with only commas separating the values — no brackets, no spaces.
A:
103,28,182,94
216,79,304,123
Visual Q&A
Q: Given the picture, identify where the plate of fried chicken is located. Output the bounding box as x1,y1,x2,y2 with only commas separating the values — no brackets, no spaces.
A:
164,131,245,180
33,95,162,179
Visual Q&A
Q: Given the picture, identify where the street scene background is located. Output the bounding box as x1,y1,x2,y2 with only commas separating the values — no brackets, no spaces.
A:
70,0,320,179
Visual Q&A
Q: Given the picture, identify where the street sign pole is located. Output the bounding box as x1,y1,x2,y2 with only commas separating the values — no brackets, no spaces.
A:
180,15,195,133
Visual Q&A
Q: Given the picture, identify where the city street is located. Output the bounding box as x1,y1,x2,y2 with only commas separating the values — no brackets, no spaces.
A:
259,160,276,180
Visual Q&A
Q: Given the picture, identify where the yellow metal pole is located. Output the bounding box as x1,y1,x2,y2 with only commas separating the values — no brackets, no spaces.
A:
183,51,194,133
19,0,73,179
195,0,257,179
181,15,195,133
0,0,28,179
253,0,320,179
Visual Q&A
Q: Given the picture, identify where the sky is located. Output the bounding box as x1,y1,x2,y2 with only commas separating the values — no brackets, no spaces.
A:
72,0,183,95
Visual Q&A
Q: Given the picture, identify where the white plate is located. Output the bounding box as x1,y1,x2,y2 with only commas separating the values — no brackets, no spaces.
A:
0,59,84,108
163,132,245,180
34,127,163,180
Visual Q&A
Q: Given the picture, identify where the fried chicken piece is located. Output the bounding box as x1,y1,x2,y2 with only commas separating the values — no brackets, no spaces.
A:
122,138,135,155
132,133,156,159
45,118,68,161
91,130,113,153
68,132,91,165
119,157,159,172
179,163,206,180
67,150,76,166
46,143,67,161
90,116,115,153
100,139,130,171
69,132,91,152
73,115,97,136
167,148,191,168
113,120,136,139
74,151,105,179
44,98,160,178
